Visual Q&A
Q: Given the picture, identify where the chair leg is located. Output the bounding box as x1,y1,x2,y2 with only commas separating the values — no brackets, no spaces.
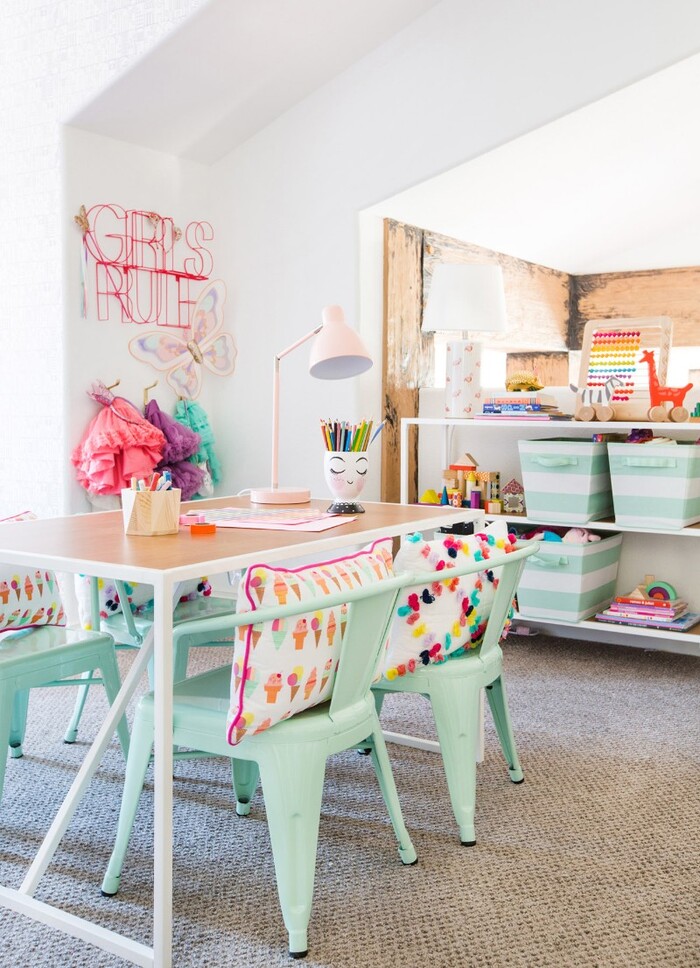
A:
101,707,154,896
9,689,29,758
429,677,481,845
231,758,259,816
172,636,190,684
258,743,326,958
63,671,93,744
367,715,417,865
97,647,130,760
372,688,387,716
0,685,15,805
485,675,524,783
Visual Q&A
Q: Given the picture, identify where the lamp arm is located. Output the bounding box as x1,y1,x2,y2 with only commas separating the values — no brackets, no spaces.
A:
275,325,322,363
270,325,323,490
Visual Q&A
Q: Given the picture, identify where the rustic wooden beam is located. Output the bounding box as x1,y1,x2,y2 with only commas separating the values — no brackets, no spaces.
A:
571,266,700,348
381,219,431,503
506,352,570,387
423,231,571,351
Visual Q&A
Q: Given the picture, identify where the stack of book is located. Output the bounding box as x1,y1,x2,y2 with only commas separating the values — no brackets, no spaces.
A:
595,594,699,631
476,395,572,421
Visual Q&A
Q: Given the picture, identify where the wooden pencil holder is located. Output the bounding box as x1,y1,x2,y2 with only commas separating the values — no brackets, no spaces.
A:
121,488,181,536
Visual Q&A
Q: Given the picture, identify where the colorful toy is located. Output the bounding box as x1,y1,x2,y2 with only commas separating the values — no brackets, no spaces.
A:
574,317,674,422
570,375,623,422
624,574,678,602
506,371,543,392
644,579,677,601
501,478,525,515
640,349,692,422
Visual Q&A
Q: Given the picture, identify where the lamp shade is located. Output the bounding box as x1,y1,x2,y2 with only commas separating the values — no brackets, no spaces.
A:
422,263,507,335
309,305,373,379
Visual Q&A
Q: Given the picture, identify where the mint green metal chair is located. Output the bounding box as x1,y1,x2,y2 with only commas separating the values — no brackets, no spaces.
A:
100,545,534,957
63,579,238,744
1,625,129,805
371,541,537,846
101,571,417,958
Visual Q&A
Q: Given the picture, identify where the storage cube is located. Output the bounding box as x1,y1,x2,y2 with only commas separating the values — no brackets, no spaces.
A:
517,533,622,623
518,438,613,524
607,442,700,529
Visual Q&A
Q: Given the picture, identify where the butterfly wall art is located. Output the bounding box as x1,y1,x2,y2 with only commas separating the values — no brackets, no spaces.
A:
129,279,236,399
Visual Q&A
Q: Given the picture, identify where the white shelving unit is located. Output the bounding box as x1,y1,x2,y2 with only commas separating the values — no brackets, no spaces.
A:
400,417,700,657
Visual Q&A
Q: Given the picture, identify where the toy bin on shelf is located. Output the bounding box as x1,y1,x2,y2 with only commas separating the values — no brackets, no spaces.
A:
516,533,622,623
518,438,613,524
607,442,700,530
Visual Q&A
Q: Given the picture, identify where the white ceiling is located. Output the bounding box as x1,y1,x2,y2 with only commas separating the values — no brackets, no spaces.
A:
67,0,442,164
371,53,700,274
68,1,700,274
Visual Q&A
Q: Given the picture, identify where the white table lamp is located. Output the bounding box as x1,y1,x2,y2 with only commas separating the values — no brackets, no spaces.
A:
250,305,373,504
422,263,507,418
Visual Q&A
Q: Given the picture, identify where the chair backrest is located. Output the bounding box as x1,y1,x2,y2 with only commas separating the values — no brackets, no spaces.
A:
381,531,536,680
323,542,537,717
227,538,395,743
224,541,537,744
0,513,66,635
226,571,405,743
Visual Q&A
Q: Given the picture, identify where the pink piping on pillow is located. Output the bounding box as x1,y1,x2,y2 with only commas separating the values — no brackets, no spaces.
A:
226,537,391,745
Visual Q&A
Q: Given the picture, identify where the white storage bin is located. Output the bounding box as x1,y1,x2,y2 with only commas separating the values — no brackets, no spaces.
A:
518,438,613,524
517,533,622,623
607,442,700,530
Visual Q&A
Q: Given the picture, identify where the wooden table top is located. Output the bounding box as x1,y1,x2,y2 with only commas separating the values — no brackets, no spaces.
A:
0,497,479,582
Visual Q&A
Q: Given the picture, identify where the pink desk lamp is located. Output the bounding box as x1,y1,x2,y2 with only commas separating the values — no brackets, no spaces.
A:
250,305,373,504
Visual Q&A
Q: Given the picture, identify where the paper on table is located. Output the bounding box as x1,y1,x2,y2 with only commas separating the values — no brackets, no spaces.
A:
211,516,356,532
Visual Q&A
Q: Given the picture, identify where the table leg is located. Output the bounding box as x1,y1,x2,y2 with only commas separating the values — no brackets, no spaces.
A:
152,577,175,968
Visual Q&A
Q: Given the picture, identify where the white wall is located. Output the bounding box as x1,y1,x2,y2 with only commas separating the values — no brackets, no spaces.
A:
211,0,700,503
61,128,217,513
0,0,208,519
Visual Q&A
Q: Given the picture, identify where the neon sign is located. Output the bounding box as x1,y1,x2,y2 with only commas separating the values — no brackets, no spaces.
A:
81,204,214,328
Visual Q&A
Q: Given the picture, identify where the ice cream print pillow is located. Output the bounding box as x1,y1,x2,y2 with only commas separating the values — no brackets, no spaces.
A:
0,565,65,632
0,512,66,633
380,520,516,681
227,538,394,745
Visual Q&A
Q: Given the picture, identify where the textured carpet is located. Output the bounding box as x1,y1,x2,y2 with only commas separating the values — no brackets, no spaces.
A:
1,635,699,968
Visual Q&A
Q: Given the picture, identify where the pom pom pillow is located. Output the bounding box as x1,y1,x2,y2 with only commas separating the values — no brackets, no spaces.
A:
0,512,66,632
381,520,516,681
74,575,212,629
227,538,394,745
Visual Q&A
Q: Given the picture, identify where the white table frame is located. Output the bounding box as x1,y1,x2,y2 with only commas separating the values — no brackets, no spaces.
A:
0,497,480,967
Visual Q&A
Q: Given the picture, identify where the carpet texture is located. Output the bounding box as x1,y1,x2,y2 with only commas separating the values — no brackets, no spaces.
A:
1,634,699,968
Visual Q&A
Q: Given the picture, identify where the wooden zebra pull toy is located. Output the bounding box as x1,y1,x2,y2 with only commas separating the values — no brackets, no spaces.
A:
571,375,623,422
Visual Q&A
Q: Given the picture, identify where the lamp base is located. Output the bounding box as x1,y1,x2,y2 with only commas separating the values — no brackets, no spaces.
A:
250,486,311,505
444,339,481,418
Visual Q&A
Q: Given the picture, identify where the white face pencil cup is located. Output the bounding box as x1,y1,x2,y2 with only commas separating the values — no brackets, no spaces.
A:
323,452,369,514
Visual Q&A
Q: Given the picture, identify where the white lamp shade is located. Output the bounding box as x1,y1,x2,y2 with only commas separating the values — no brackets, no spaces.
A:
422,263,507,335
309,305,373,379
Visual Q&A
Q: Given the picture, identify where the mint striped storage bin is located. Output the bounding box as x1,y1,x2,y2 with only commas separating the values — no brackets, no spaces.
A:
516,533,622,623
518,438,613,524
607,442,700,529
